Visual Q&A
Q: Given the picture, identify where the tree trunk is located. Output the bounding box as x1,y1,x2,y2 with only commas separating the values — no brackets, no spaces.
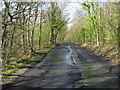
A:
118,1,120,59
31,3,38,52
39,3,43,49
22,10,26,53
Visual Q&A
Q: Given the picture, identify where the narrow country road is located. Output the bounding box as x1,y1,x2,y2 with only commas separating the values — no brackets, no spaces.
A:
2,43,118,89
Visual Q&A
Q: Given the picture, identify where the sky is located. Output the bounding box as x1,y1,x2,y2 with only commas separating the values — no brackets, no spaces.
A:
64,2,81,29
63,0,108,29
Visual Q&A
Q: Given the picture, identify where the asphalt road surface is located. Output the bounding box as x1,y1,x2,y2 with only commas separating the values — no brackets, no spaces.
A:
2,43,118,89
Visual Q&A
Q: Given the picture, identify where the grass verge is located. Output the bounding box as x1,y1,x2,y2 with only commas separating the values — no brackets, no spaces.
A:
81,43,119,65
1,46,55,84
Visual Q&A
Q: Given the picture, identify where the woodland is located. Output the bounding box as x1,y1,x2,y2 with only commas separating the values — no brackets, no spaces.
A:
0,1,120,83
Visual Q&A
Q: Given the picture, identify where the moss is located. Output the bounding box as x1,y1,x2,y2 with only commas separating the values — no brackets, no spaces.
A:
82,69,92,78
2,54,41,84
2,46,54,84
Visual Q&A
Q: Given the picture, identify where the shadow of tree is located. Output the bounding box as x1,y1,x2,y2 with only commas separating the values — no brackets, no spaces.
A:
103,47,115,57
92,77,118,88
2,43,119,89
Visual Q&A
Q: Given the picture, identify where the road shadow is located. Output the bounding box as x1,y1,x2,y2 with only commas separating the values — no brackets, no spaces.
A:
2,43,119,89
